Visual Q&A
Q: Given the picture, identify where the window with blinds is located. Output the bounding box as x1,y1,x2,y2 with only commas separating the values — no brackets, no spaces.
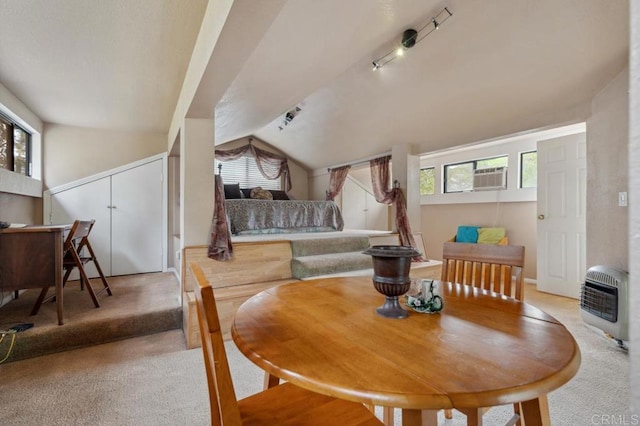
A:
215,156,282,190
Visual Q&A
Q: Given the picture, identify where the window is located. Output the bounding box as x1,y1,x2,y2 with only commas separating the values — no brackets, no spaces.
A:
520,151,537,188
419,167,435,195
215,156,281,190
0,115,31,176
444,155,507,193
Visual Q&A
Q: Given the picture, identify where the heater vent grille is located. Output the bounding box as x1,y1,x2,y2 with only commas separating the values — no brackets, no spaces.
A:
580,265,628,341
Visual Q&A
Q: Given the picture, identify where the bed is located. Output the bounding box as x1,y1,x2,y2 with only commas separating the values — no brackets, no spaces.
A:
223,185,344,235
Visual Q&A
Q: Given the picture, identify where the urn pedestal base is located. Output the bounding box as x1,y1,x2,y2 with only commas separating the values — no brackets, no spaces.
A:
363,245,421,319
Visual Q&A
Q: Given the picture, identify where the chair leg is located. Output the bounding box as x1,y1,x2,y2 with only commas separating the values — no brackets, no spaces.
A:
513,402,522,426
77,263,100,308
30,287,51,315
85,242,112,297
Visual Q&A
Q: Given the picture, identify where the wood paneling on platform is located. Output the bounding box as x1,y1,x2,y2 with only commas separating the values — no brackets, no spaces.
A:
182,241,292,292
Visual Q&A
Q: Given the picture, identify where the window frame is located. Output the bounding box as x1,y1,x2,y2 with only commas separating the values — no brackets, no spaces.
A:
443,155,508,193
419,166,436,196
519,150,537,189
0,112,32,177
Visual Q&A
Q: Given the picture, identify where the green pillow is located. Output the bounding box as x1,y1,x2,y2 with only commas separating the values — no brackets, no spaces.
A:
477,227,505,244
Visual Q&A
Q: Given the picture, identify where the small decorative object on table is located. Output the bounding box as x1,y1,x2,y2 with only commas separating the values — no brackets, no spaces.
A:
406,279,444,314
363,245,422,319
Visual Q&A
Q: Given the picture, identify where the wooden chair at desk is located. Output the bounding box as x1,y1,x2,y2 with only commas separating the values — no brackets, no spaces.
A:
190,262,383,426
33,220,112,314
441,241,526,425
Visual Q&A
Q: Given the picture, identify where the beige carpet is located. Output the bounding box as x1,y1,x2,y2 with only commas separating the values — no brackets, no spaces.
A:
0,284,629,425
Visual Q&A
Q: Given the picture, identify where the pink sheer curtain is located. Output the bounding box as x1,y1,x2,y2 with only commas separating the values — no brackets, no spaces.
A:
214,140,292,192
369,155,425,262
325,165,351,201
208,174,233,261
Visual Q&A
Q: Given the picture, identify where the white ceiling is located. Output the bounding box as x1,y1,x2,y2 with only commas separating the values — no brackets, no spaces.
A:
0,0,208,132
0,0,629,171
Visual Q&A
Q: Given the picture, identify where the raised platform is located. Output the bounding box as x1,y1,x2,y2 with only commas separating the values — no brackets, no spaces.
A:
0,272,181,363
182,231,441,348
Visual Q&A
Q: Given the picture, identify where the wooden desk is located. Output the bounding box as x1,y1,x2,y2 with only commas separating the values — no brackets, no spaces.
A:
0,225,71,325
232,277,581,426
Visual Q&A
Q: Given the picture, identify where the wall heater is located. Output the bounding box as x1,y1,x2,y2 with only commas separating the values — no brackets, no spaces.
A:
579,265,628,344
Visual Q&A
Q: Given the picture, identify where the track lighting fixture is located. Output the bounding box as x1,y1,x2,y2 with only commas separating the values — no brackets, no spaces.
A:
278,106,301,131
372,6,452,71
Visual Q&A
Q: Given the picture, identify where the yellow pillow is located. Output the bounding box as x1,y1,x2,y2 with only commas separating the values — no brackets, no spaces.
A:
477,227,506,244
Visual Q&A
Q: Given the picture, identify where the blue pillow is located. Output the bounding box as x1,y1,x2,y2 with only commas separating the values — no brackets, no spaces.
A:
456,226,479,243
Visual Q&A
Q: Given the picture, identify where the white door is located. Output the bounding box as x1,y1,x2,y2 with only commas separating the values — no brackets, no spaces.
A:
49,176,112,277
341,178,367,229
536,133,586,298
111,159,163,276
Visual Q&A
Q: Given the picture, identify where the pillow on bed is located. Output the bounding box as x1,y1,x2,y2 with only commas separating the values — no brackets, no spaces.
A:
269,190,290,200
241,188,253,198
250,187,273,200
224,183,243,199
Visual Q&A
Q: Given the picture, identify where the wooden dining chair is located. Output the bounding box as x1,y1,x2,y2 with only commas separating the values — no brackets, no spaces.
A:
440,241,525,301
190,262,384,426
381,242,526,426
441,241,526,425
32,219,112,314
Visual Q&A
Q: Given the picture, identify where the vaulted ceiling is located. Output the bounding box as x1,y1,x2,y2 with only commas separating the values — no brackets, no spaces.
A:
0,0,629,171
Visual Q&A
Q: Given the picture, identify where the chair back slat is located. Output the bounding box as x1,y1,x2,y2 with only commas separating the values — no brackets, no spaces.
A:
441,242,525,301
191,262,242,426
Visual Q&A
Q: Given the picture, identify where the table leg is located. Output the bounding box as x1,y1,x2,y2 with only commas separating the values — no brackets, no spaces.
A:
458,408,484,425
383,407,394,426
520,395,550,426
54,231,64,325
401,409,438,426
56,280,64,325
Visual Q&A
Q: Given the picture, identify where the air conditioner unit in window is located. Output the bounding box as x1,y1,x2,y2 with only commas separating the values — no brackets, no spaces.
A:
473,167,507,191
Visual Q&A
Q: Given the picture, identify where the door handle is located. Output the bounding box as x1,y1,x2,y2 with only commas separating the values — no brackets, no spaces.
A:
538,214,545,220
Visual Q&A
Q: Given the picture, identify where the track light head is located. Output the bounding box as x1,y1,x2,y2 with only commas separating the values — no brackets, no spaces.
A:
401,29,418,49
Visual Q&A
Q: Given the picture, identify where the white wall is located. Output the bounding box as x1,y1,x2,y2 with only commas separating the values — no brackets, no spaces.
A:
419,123,586,205
629,0,639,414
586,68,630,271
43,123,166,189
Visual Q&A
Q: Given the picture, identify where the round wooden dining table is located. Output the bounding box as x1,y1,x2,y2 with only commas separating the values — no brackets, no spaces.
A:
231,276,581,426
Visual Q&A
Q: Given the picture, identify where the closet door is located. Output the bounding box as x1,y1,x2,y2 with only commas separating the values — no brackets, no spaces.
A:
110,159,163,276
49,176,112,277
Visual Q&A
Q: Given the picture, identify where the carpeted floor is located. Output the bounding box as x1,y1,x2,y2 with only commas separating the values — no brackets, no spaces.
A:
0,272,182,362
0,283,630,425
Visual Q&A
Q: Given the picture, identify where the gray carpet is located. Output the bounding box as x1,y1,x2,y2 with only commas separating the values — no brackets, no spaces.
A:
0,287,630,425
0,272,182,362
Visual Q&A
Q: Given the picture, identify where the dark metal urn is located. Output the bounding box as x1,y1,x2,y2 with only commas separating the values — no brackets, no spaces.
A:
363,245,421,319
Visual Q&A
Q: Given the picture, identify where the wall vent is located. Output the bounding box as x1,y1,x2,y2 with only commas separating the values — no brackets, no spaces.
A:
473,167,507,191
